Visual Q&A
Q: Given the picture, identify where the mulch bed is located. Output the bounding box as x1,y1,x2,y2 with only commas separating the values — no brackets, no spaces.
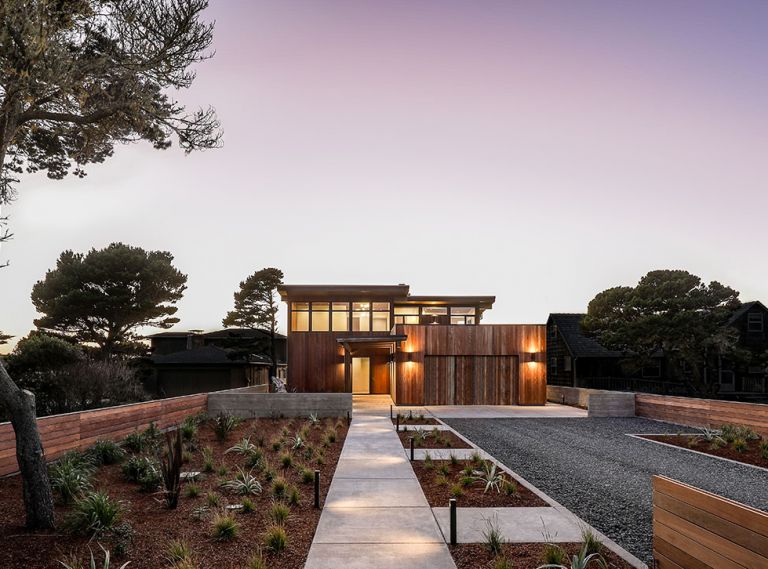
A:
397,428,472,449
0,415,348,569
450,542,634,569
391,415,442,426
639,434,768,469
412,458,547,507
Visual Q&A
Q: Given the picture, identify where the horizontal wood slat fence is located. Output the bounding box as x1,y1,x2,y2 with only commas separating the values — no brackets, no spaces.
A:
636,393,768,436
0,393,207,477
652,475,768,569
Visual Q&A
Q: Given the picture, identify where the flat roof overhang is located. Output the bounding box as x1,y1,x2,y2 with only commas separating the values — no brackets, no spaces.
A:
336,335,407,354
396,295,495,311
279,284,410,301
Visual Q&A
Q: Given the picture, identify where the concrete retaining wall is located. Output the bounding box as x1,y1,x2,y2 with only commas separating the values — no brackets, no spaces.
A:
547,386,635,417
207,389,352,418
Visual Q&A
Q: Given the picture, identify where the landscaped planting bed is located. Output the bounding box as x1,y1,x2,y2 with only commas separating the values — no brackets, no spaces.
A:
450,541,634,569
391,410,441,426
397,427,471,449
0,412,348,569
639,424,768,469
412,453,546,507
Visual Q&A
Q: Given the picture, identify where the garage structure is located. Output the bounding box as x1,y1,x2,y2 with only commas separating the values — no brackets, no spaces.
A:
278,284,547,406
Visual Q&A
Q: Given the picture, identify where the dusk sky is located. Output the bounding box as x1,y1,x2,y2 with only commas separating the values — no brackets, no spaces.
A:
1,0,767,351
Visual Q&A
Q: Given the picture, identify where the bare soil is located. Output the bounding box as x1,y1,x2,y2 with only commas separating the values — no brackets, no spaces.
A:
412,458,547,507
0,416,348,569
450,542,635,569
640,434,768,469
397,428,472,449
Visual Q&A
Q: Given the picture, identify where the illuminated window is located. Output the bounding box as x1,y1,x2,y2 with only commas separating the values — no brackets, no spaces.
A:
450,307,475,315
466,317,475,325
292,311,309,332
372,311,390,331
372,302,390,311
352,302,370,311
292,302,309,311
311,311,329,331
332,311,349,331
422,307,447,316
352,311,370,331
332,302,349,311
450,316,466,325
394,315,420,325
312,302,329,311
394,306,419,315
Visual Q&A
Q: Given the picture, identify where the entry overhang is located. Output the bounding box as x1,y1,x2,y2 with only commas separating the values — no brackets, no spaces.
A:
336,335,407,354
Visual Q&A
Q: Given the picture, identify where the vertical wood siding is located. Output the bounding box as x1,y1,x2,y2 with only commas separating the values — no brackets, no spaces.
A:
0,393,208,477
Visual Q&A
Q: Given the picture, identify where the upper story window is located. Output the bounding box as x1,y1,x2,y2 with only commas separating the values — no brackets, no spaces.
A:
332,302,349,331
291,302,310,332
311,302,330,331
450,306,476,325
748,312,764,333
394,306,420,325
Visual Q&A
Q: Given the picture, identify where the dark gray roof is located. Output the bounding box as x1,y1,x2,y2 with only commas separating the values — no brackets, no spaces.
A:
150,346,270,366
146,328,286,340
547,313,622,358
728,301,767,325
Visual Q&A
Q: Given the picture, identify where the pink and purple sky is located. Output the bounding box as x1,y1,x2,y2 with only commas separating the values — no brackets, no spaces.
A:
1,0,767,351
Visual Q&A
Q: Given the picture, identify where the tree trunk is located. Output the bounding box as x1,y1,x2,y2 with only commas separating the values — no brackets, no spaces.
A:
269,325,277,380
0,363,55,529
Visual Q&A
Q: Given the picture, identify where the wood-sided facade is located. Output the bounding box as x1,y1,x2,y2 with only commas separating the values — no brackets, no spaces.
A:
279,284,547,405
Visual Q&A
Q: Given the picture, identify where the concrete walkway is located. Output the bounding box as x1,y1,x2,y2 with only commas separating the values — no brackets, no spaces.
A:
305,395,456,569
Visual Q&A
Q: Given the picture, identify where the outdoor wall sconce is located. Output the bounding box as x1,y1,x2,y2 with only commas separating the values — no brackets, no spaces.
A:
525,352,543,363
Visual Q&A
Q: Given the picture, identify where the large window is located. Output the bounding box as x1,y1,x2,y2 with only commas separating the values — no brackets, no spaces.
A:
291,302,309,332
450,306,476,325
372,302,391,331
393,305,478,325
332,302,349,331
311,302,330,331
394,306,419,325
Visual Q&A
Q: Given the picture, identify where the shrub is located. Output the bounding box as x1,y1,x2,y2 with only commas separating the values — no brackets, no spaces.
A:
449,452,459,466
470,450,484,465
123,430,147,454
435,474,448,487
180,416,198,441
482,515,504,556
217,464,228,476
280,453,293,469
142,422,162,447
107,521,135,558
271,477,287,498
241,497,256,514
262,459,276,482
211,514,239,541
226,437,257,455
438,463,450,476
760,440,768,460
581,526,604,556
493,557,513,569
269,502,290,525
264,525,288,552
300,467,315,484
450,484,464,498
308,412,320,425
733,438,748,453
502,479,518,496
212,413,241,441
323,428,337,444
287,485,300,506
185,484,201,498
270,438,282,452
459,475,474,488
245,448,264,468
122,456,162,492
206,492,221,507
65,491,124,537
542,542,568,565
222,467,263,495
289,433,306,450
247,551,268,569
166,539,192,565
88,440,126,465
49,453,95,505
201,447,215,473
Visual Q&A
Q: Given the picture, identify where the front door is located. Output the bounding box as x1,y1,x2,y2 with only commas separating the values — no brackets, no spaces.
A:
352,357,371,394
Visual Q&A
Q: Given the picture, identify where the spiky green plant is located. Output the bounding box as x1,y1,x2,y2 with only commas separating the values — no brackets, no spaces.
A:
226,437,257,455
471,461,504,494
185,484,201,498
49,453,95,505
64,492,124,537
482,514,504,556
57,545,130,569
269,502,290,525
222,467,263,495
212,413,241,441
264,525,288,552
88,440,126,465
165,539,192,565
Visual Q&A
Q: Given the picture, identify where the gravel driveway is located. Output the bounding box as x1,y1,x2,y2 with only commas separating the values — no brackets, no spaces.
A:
445,417,768,564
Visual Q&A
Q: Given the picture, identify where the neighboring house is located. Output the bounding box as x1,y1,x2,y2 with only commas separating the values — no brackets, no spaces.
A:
546,302,768,398
278,283,547,405
145,328,287,397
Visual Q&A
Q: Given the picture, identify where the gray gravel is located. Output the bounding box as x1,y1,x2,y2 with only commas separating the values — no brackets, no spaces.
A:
445,417,768,564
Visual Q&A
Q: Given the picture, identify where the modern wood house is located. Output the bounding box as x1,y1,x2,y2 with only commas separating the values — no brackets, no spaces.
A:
278,284,547,405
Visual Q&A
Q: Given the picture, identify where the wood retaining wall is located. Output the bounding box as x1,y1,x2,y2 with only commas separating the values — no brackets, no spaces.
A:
636,394,768,436
652,475,768,568
0,393,207,476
